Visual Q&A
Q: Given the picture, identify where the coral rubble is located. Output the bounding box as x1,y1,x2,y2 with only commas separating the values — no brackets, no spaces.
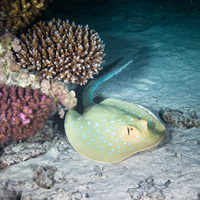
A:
0,0,52,31
15,19,105,85
161,108,199,128
0,84,54,143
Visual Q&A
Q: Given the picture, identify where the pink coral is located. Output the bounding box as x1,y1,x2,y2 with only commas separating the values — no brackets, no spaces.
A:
0,84,54,143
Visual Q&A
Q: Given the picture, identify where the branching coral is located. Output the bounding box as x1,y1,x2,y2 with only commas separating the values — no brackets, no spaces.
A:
15,19,105,85
0,0,52,31
0,84,54,143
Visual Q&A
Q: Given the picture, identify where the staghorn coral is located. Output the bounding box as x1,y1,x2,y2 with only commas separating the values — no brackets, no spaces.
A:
16,19,105,85
0,84,54,144
0,0,52,31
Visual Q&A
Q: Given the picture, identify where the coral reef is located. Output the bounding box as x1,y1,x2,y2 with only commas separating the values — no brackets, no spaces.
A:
0,0,52,31
0,84,54,144
161,108,199,128
15,18,105,85
0,36,77,116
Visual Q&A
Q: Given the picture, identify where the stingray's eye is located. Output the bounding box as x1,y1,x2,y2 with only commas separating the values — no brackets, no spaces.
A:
127,126,130,135
126,126,135,136
126,126,134,135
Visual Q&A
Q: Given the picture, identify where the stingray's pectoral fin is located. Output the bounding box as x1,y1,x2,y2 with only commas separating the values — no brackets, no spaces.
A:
65,109,81,129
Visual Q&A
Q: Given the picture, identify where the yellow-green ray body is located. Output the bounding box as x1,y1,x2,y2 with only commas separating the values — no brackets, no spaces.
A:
64,60,165,162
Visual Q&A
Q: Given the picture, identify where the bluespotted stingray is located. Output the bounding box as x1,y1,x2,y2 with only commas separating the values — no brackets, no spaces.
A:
64,60,165,162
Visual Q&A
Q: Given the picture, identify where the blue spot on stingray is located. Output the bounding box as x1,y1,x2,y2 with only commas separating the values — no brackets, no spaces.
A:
97,129,100,132
103,140,107,143
106,129,109,132
131,147,134,149
137,123,140,125
77,122,79,124
92,134,95,137
111,148,114,151
112,132,116,136
108,142,112,145
102,119,106,121
123,149,126,152
88,130,91,133
87,121,91,125
96,123,99,126
80,126,83,129
110,120,115,123
118,119,122,121
128,143,131,145
100,136,103,139
142,137,144,140
117,145,120,148
130,118,134,121
118,151,121,153
88,143,90,145
123,142,127,145
138,115,142,117
116,139,119,142
102,150,104,152
100,146,103,149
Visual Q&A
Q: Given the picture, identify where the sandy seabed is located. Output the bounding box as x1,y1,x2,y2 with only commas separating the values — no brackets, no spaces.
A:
0,0,200,199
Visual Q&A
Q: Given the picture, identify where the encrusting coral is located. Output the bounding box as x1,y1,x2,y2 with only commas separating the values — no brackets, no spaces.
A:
15,19,105,85
41,80,77,118
0,0,52,31
0,84,54,144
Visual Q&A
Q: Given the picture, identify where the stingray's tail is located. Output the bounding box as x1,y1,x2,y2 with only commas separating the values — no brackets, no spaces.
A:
82,60,133,107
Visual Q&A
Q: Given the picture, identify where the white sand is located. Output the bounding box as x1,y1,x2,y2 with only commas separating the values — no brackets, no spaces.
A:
0,0,200,199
